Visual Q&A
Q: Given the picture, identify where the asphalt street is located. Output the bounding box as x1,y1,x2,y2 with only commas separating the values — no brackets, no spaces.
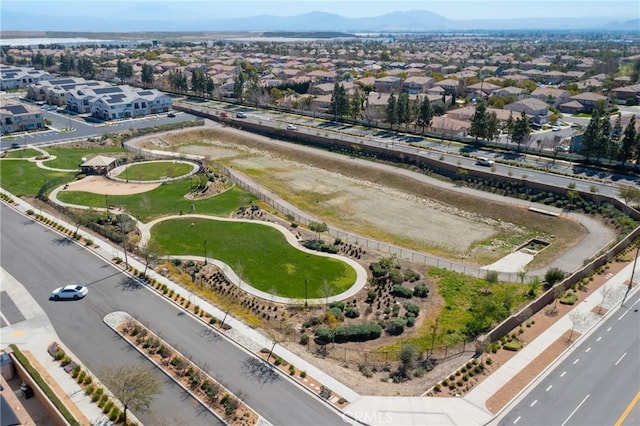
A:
0,204,347,426
498,290,640,426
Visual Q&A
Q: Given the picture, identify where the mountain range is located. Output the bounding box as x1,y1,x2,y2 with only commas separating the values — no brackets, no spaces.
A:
1,9,638,33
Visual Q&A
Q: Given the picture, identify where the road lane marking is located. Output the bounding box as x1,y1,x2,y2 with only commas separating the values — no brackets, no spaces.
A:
530,400,537,407
596,336,602,342
615,352,627,366
561,394,590,426
560,371,566,377
607,326,612,332
573,358,579,365
546,385,553,392
513,416,521,424
585,347,591,353
616,391,640,426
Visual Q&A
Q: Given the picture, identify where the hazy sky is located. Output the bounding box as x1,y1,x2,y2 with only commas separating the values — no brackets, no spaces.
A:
3,0,639,20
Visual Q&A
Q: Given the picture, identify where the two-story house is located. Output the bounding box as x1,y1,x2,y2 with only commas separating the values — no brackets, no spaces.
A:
0,101,45,134
559,92,608,114
530,87,570,107
504,98,552,125
402,76,434,95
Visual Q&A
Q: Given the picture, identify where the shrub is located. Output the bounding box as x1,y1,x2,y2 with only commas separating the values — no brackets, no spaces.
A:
391,285,412,298
103,401,113,414
71,364,81,378
221,394,239,416
406,316,416,327
405,303,420,317
503,340,523,351
300,371,307,378
403,269,421,282
369,262,387,277
302,316,322,329
413,284,429,298
77,371,86,383
109,407,120,422
329,301,345,311
485,270,499,284
333,323,383,343
327,307,344,321
344,306,360,318
201,380,219,399
559,292,578,305
83,375,92,385
170,356,187,371
386,318,407,336
85,384,95,395
158,345,171,358
299,334,309,345
289,364,296,375
314,327,334,344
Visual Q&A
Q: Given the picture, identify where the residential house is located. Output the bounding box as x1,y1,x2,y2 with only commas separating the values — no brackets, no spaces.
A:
374,76,403,93
504,98,552,124
491,86,526,99
611,84,640,104
530,87,570,107
402,76,433,94
559,92,608,114
465,81,500,98
0,101,45,134
0,65,52,90
89,86,171,120
541,71,566,85
434,78,460,95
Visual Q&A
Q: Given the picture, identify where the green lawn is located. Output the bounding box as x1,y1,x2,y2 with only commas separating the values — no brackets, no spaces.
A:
150,218,356,298
3,148,43,159
0,160,75,196
43,146,126,170
57,182,256,222
116,161,193,181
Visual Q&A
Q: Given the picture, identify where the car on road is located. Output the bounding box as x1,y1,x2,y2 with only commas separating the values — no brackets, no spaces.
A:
476,156,494,166
552,126,561,131
236,111,247,118
51,284,88,300
286,124,297,130
10,142,21,149
167,112,176,118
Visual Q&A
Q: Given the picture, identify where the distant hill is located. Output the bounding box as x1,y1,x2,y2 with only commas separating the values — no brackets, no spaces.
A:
1,9,636,33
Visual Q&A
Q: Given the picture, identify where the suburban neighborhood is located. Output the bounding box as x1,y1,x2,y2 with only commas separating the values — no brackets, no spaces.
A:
1,5,640,426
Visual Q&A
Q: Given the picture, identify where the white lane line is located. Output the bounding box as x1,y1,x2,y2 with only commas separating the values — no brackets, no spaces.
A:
619,312,627,320
596,336,602,342
607,326,612,332
561,394,590,426
546,385,553,392
0,311,10,327
573,358,580,365
560,371,567,378
585,347,591,353
530,400,538,407
513,416,521,424
615,352,627,366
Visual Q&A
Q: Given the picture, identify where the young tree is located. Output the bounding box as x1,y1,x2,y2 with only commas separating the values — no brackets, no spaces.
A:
580,109,602,161
505,113,515,148
469,99,488,143
308,221,328,241
486,111,499,142
233,71,245,100
116,59,134,84
205,77,215,98
99,363,161,426
511,111,530,152
386,92,397,130
618,115,636,166
417,96,434,135
350,89,363,120
397,92,411,131
329,83,349,121
141,63,154,88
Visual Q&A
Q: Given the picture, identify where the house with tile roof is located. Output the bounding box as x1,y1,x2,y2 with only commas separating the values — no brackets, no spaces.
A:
559,92,608,113
504,98,552,124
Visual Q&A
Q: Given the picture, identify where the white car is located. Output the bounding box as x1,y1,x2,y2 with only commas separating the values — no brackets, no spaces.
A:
552,126,561,132
51,284,88,300
286,124,297,130
476,156,494,166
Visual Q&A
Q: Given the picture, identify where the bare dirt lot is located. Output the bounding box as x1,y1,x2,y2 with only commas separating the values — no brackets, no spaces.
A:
65,175,161,195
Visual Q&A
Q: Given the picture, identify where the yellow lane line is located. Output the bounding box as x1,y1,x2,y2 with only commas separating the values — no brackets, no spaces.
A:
615,391,640,426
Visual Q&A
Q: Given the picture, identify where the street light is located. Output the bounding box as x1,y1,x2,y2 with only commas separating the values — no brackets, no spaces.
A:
304,279,308,308
203,239,208,265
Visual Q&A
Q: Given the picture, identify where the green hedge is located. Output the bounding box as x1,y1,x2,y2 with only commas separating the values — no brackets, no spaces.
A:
315,324,382,344
8,344,79,426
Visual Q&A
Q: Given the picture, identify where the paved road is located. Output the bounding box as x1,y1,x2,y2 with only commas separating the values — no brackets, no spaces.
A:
498,290,640,426
0,204,347,426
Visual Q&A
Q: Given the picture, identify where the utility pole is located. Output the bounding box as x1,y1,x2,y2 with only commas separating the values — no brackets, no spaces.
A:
622,244,639,306
203,239,208,265
304,279,308,308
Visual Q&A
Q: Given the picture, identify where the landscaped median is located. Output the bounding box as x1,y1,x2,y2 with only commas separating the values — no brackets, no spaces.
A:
104,311,260,426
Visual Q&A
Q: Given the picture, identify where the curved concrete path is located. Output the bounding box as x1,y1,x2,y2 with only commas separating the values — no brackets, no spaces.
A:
2,143,80,172
141,214,368,305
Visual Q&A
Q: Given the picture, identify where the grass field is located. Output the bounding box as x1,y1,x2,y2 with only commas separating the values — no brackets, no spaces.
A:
3,148,43,159
0,160,75,196
43,146,126,170
57,182,256,222
115,161,193,181
150,218,356,298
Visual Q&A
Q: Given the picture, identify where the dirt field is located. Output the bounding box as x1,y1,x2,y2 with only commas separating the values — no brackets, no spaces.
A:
149,136,529,256
65,175,161,195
